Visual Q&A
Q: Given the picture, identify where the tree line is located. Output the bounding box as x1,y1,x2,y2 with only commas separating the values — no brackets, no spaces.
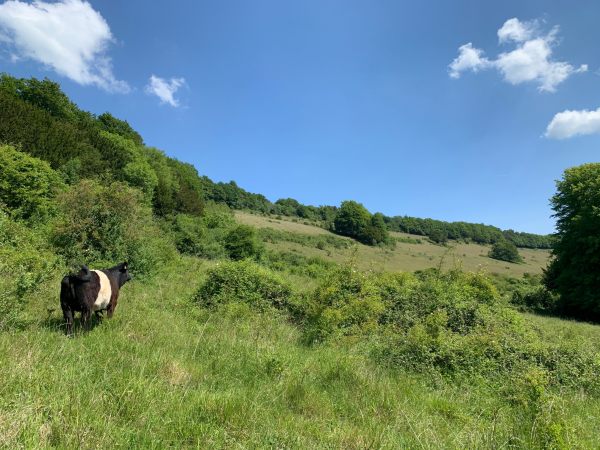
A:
0,73,551,249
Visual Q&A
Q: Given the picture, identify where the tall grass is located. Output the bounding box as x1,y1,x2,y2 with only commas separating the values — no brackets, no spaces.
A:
1,257,599,448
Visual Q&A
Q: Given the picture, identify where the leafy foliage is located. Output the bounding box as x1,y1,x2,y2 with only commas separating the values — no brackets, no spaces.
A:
97,112,143,145
224,224,263,260
0,145,64,221
195,260,293,310
299,266,385,342
545,163,600,321
333,201,389,245
0,210,63,329
489,240,523,263
50,179,176,275
385,215,552,248
171,204,236,259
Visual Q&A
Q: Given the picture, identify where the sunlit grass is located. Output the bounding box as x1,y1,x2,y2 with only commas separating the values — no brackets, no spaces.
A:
1,256,598,448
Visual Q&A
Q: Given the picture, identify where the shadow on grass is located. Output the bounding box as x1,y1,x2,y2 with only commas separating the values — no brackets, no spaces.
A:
41,310,105,336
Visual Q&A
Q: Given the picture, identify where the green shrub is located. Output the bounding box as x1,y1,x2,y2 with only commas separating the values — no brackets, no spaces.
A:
96,131,158,202
511,286,558,313
489,239,522,263
172,213,208,256
171,205,237,259
377,270,498,332
0,210,63,329
194,260,293,310
369,269,543,375
50,179,176,276
262,250,338,279
301,266,385,343
0,144,64,221
224,224,263,260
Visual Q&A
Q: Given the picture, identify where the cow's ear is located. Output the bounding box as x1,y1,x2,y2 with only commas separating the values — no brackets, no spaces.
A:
121,262,128,271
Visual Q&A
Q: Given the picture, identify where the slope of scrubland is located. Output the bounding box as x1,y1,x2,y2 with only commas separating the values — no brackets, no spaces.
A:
235,211,550,277
1,256,599,449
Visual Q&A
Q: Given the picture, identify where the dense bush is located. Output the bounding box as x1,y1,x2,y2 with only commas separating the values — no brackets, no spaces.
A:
96,131,158,202
0,145,64,221
194,260,293,310
224,224,263,260
488,240,523,263
262,251,338,279
511,286,558,313
300,266,385,343
50,179,176,275
0,210,63,329
333,201,389,245
171,204,236,259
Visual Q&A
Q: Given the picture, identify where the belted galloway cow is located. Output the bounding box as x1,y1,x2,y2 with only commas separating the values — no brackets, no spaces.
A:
60,262,131,336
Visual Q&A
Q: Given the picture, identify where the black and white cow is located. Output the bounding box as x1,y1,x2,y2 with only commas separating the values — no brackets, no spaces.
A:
60,262,132,336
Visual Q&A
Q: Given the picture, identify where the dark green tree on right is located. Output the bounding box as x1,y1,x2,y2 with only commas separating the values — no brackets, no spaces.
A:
544,163,600,321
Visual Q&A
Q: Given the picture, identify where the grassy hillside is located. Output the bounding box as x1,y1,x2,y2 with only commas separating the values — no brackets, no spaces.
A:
1,256,599,449
3,73,598,449
236,211,551,277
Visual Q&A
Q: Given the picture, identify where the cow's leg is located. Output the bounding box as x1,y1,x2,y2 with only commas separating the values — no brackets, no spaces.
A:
81,308,91,331
107,300,117,319
63,308,74,337
95,310,104,321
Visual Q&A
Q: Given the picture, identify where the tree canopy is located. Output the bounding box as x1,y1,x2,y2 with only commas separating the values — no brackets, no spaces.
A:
544,163,600,321
488,240,522,264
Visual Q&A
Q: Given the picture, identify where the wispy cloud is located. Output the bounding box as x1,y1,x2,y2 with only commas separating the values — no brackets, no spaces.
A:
0,0,129,92
449,18,587,92
546,108,600,139
145,75,186,107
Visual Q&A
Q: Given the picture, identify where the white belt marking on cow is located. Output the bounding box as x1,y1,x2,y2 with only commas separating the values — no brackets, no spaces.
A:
92,270,112,311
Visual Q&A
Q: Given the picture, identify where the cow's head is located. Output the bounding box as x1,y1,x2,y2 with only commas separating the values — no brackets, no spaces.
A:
73,265,92,282
117,262,132,287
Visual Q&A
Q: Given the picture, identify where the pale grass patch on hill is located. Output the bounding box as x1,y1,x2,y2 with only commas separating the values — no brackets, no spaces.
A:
235,211,551,277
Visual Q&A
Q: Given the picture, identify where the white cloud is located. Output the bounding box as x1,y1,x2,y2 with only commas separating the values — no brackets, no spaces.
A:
0,0,129,92
495,38,587,92
497,17,537,43
449,43,490,79
145,75,185,107
449,18,586,92
545,108,600,139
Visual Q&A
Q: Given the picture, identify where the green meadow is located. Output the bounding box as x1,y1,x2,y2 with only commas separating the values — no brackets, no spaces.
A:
2,251,600,448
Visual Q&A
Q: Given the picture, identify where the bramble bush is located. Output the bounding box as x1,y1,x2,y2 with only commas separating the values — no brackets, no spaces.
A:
0,210,63,329
194,260,293,311
171,204,236,259
299,266,385,343
194,259,600,393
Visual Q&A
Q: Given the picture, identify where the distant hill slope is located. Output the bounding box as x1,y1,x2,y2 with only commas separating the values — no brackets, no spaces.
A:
0,73,552,249
236,211,551,277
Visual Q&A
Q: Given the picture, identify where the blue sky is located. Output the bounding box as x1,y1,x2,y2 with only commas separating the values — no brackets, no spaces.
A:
1,0,599,234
